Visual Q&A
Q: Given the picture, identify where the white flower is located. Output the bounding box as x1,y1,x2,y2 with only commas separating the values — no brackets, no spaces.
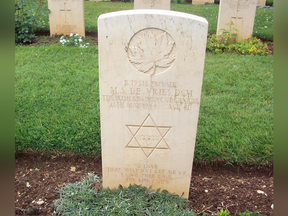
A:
60,39,66,44
60,36,64,39
70,33,73,37
78,38,82,42
75,34,79,36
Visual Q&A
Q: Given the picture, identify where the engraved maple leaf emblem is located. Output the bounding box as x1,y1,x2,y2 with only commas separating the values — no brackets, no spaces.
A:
128,30,176,75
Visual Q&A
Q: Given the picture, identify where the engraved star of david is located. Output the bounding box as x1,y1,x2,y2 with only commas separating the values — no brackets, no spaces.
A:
126,114,171,158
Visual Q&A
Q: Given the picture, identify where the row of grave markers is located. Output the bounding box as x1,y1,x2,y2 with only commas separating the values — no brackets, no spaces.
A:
47,0,264,197
88,0,266,6
48,0,264,40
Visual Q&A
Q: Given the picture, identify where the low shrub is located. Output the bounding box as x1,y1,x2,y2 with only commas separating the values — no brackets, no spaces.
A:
52,173,265,216
15,0,50,44
207,28,270,55
52,173,196,215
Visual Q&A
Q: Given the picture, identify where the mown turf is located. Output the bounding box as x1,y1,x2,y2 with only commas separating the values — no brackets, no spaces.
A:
15,42,273,164
197,53,273,164
15,44,101,154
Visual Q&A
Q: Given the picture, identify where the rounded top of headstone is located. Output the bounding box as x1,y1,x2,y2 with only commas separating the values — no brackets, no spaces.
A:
98,9,208,25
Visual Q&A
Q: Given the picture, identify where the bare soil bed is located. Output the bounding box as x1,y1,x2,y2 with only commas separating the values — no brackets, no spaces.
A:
15,151,273,215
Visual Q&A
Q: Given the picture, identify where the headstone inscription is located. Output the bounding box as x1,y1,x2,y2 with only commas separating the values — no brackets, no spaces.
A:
98,10,208,198
216,0,257,41
134,0,170,10
257,0,266,6
192,0,214,5
48,0,85,37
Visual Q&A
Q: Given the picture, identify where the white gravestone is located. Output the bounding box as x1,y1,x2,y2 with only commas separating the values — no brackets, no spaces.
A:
192,0,214,5
216,0,257,41
134,0,170,10
98,10,208,198
48,0,85,37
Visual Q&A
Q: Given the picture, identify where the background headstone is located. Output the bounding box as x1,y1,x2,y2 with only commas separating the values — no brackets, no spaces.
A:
48,0,85,37
134,0,170,10
98,9,208,198
257,0,266,6
192,0,214,5
216,0,257,40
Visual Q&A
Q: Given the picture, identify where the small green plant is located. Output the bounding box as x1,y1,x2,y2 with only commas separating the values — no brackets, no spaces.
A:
15,0,50,44
238,210,263,216
59,33,90,48
221,22,238,37
217,208,230,216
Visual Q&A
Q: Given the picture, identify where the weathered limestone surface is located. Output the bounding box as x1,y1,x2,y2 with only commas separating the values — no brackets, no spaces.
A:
216,0,257,40
257,0,266,6
134,0,170,10
48,0,85,37
98,10,208,198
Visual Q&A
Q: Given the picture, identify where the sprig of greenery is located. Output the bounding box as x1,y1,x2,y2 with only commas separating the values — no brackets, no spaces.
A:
217,208,230,216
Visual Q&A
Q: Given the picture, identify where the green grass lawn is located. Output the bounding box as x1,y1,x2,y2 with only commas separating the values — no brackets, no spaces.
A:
15,41,273,164
35,1,273,41
15,44,101,154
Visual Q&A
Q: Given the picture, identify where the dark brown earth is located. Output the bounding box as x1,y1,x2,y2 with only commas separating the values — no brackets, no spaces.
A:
15,150,273,215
